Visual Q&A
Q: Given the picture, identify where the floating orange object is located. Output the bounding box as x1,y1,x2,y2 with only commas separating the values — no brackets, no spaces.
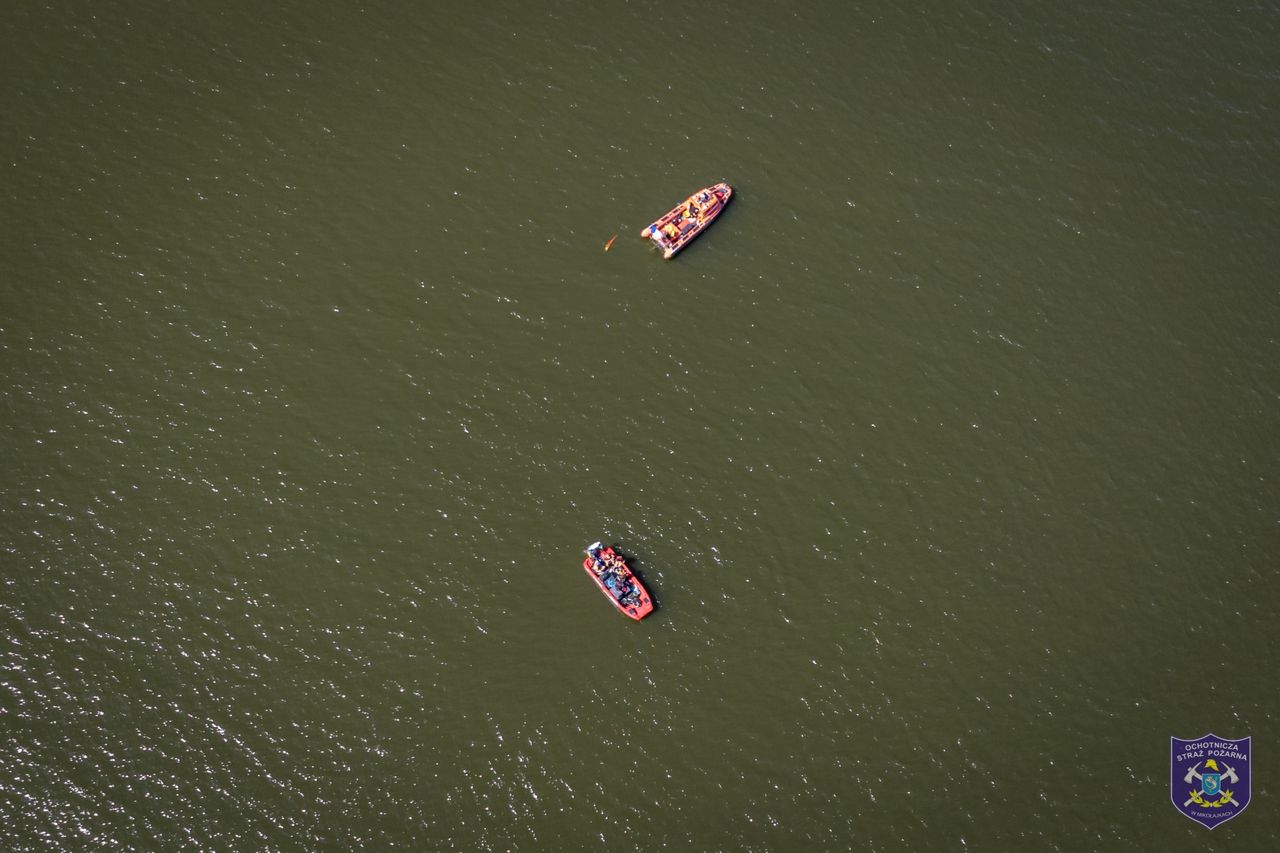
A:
604,234,618,252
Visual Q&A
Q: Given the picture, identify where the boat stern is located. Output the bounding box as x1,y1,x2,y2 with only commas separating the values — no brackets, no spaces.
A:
646,226,676,255
624,599,653,620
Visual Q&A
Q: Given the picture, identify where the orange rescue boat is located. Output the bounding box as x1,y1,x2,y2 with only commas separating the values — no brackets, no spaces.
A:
583,542,653,620
640,182,733,259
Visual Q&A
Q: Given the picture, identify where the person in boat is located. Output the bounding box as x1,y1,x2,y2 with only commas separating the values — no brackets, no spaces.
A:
662,221,679,240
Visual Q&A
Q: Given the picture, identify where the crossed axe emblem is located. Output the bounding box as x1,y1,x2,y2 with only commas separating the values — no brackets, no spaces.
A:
1182,761,1242,808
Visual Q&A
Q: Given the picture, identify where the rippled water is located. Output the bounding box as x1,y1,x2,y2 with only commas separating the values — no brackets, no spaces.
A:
2,0,1277,848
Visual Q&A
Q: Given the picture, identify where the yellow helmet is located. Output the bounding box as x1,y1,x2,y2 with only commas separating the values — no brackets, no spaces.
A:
1204,759,1220,771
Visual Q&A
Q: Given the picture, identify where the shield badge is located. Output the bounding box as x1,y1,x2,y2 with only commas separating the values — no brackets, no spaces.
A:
1170,734,1251,829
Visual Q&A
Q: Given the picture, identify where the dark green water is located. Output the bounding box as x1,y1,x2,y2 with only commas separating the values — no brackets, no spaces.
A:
3,1,1278,849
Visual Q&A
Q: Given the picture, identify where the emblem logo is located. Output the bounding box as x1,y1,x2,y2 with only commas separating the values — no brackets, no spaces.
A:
1170,734,1251,829
1202,773,1220,796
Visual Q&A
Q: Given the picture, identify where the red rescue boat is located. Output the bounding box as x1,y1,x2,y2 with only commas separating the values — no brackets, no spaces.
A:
583,542,653,620
640,182,733,259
